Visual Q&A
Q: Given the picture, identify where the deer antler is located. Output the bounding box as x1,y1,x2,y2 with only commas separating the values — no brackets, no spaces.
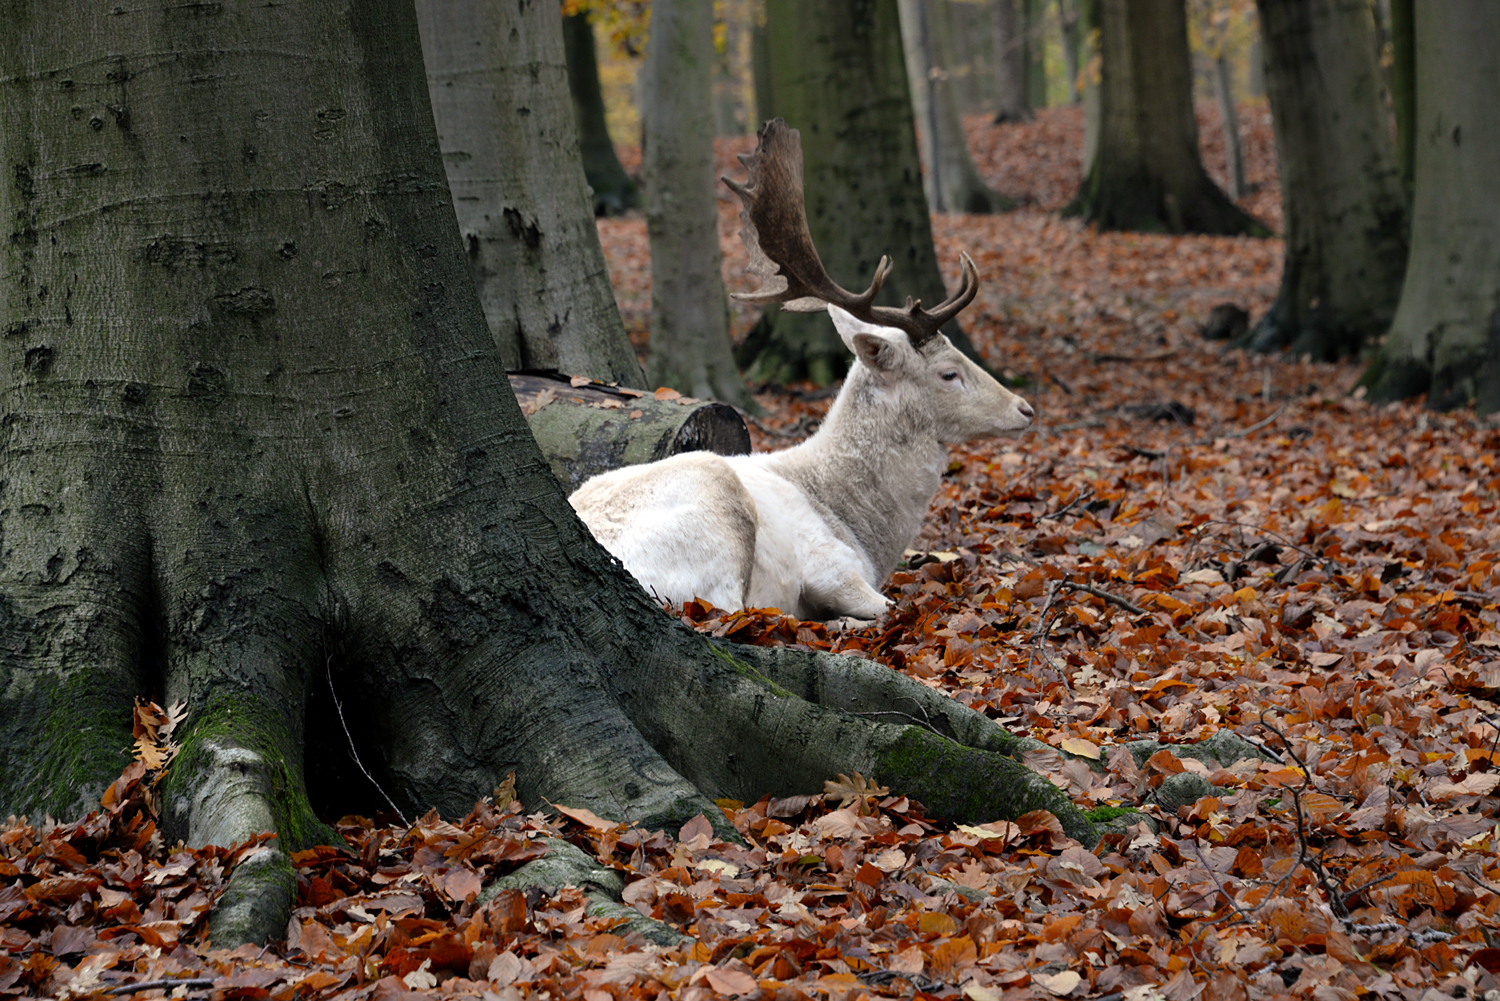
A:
721,118,979,348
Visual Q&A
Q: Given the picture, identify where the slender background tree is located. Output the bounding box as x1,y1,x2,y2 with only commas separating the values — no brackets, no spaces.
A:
562,11,641,215
898,0,1013,214
641,0,756,406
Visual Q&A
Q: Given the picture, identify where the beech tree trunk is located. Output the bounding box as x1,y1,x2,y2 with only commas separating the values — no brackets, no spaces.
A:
1212,56,1245,201
1244,0,1407,361
1388,0,1415,200
640,0,754,408
737,0,992,386
0,0,1093,948
898,0,1013,214
562,13,641,216
1059,0,1083,105
1362,2,1500,414
990,0,1033,123
416,0,644,386
1065,0,1267,236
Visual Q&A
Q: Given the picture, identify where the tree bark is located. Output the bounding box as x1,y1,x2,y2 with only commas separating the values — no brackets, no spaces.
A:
1022,0,1047,109
990,0,1033,122
1245,0,1408,360
1362,2,1500,414
1388,0,1415,201
641,0,756,408
1059,0,1083,105
1,0,1095,948
898,0,1014,214
738,0,993,386
562,13,642,216
1212,55,1246,201
416,0,645,387
1065,0,1268,236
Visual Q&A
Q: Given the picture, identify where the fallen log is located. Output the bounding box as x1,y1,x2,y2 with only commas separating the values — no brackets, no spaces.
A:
510,371,751,493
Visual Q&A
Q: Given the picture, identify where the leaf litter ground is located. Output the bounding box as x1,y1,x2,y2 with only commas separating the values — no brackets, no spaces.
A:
6,105,1500,1001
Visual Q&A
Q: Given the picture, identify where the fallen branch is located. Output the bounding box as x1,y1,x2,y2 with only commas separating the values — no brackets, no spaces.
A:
1039,488,1094,521
109,979,215,996
1091,348,1179,364
1057,580,1147,616
1190,404,1287,446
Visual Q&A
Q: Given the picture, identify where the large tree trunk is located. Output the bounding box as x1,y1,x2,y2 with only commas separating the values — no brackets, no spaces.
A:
737,0,992,386
640,0,755,408
1362,3,1500,414
990,0,1033,122
898,0,1013,214
0,0,1093,949
416,0,644,387
1065,0,1267,235
1243,0,1408,361
562,13,642,216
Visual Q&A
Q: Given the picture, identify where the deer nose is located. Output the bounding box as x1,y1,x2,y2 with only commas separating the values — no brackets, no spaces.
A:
1017,400,1035,421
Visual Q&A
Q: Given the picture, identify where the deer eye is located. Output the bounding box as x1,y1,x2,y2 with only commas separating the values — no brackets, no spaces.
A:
940,370,960,382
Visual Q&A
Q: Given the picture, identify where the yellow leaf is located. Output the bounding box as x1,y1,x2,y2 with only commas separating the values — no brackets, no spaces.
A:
1059,737,1101,760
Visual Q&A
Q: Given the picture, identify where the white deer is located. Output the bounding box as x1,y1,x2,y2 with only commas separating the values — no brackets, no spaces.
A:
569,119,1033,622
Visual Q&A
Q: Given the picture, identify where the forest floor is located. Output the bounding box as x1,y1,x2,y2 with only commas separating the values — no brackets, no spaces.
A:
6,105,1500,1001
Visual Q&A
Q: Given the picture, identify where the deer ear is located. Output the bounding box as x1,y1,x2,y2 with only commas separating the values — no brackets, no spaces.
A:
850,332,901,373
830,306,902,373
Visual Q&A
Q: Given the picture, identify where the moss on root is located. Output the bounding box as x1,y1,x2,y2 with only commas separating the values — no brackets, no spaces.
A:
164,692,341,853
4,670,135,821
874,729,1096,843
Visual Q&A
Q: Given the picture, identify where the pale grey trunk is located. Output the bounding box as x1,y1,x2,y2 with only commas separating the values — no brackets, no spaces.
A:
1065,0,1266,236
1247,0,1407,360
641,0,754,408
1213,55,1245,200
990,0,1033,122
1247,34,1267,99
1081,0,1101,173
1364,1,1500,413
1059,0,1082,104
416,0,645,386
898,0,1013,214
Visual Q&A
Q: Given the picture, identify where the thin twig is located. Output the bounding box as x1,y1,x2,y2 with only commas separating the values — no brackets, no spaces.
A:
1057,580,1147,616
1190,404,1287,447
326,655,409,826
1039,488,1094,521
1257,713,1352,923
109,978,216,996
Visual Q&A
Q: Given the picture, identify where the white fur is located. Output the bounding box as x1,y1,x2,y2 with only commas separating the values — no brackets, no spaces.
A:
569,306,1034,621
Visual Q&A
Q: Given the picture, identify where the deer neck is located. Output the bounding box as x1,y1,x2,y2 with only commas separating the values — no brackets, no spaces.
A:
767,373,947,576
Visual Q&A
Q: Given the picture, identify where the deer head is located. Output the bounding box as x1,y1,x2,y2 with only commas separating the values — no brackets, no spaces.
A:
722,119,1032,438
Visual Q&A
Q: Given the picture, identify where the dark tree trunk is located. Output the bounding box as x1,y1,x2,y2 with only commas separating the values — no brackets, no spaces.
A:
1059,0,1083,105
1022,0,1047,109
990,0,1033,123
1389,0,1416,201
1362,2,1500,414
416,0,645,386
562,13,641,216
1244,0,1408,361
1065,0,1268,236
737,0,993,385
0,0,1094,948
